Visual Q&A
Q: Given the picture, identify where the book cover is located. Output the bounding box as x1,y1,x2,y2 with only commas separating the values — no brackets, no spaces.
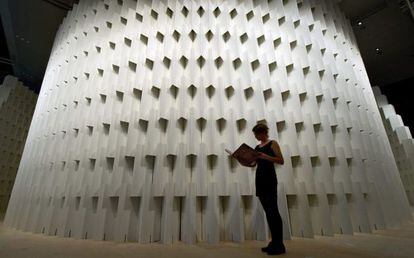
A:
226,143,259,167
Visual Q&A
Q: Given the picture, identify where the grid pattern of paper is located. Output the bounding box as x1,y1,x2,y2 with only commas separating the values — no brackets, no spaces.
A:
373,86,414,207
0,76,37,213
4,0,412,243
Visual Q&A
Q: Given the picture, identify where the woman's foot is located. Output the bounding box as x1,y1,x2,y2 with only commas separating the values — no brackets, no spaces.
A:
261,241,273,252
266,242,286,255
261,246,270,252
261,242,286,254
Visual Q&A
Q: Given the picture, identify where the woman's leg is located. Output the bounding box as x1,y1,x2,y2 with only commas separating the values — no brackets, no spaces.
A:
258,193,284,247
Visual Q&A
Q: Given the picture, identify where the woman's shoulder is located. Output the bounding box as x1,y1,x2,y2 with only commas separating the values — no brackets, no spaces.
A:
268,139,277,145
269,139,279,151
270,139,280,145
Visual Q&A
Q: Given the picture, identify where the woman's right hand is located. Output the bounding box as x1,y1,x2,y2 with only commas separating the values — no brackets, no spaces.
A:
257,152,266,159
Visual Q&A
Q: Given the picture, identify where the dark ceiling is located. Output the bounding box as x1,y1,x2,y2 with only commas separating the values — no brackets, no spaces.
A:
0,0,75,92
0,0,413,93
340,0,414,131
340,0,414,87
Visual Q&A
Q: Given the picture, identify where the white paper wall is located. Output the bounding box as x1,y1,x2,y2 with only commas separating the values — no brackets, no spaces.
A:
4,0,412,243
373,86,414,207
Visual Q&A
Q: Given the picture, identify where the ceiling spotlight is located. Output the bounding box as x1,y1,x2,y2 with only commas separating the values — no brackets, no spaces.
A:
375,48,383,55
357,21,363,26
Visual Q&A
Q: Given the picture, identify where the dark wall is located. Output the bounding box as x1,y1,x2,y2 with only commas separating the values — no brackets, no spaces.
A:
0,14,14,84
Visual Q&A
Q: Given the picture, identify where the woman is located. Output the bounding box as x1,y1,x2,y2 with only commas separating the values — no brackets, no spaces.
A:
251,123,286,255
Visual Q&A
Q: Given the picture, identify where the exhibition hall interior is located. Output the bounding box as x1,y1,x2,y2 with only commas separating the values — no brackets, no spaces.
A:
0,0,414,257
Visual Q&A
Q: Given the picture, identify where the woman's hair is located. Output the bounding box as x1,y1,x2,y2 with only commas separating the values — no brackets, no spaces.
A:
252,123,269,134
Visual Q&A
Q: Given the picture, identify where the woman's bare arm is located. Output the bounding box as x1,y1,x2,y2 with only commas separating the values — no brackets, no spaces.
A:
271,140,284,164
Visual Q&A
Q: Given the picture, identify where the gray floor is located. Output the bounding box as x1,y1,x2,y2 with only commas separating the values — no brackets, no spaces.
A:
1,213,414,258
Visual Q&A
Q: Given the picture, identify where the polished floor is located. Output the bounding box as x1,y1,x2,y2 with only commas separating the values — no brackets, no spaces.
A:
1,212,414,258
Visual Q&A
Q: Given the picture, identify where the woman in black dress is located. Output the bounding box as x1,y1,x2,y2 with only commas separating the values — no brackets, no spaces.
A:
251,123,286,255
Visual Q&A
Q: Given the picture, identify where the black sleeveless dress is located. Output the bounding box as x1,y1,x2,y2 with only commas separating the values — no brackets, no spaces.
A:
255,140,278,197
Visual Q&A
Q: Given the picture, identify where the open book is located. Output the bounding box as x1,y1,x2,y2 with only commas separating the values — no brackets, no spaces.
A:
225,143,260,167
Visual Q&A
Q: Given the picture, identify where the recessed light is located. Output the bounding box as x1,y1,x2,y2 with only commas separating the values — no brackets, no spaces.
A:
375,48,383,55
357,21,363,26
